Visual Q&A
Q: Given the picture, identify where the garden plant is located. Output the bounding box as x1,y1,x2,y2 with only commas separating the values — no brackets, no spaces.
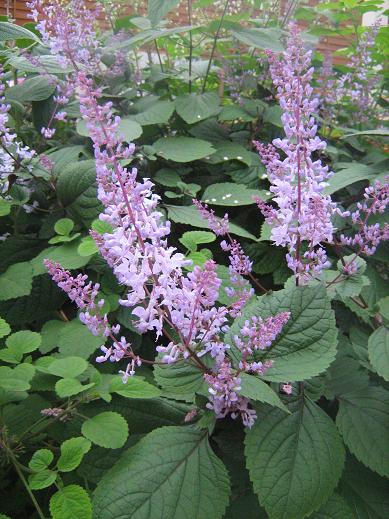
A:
0,1,388,518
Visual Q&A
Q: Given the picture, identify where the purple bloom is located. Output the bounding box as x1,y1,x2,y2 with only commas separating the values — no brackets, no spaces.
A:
254,25,338,281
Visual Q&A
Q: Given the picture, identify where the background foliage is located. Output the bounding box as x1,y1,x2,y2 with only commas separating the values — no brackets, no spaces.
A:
0,1,388,518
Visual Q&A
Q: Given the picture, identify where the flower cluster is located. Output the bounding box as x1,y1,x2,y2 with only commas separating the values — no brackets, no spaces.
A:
234,312,290,374
193,199,254,317
340,179,389,256
254,26,338,280
0,67,35,193
44,260,136,375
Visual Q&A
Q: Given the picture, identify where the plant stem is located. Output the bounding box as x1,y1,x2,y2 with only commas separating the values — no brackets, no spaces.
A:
10,452,46,519
202,0,230,93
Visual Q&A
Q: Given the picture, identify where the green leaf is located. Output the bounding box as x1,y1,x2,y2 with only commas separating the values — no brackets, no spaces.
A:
239,373,288,412
153,137,216,162
206,143,253,167
0,22,41,42
179,231,216,251
7,76,55,102
368,327,389,381
54,218,74,236
28,469,57,490
148,0,180,25
91,219,113,234
154,360,206,402
48,356,88,378
55,378,94,398
0,262,33,300
56,160,101,224
132,100,175,125
336,386,389,477
166,204,258,241
310,493,354,519
324,163,379,194
245,398,345,519
31,242,91,276
57,320,105,359
29,449,54,472
93,426,230,519
342,128,389,138
109,377,161,399
218,104,253,122
77,117,142,141
81,411,129,449
227,284,338,382
202,182,266,206
175,92,220,124
339,455,389,519
50,484,92,519
57,437,92,472
232,28,284,51
0,317,11,339
39,320,66,354
6,330,41,355
78,236,98,257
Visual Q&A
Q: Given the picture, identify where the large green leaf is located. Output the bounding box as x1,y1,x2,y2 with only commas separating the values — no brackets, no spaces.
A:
166,205,258,241
131,100,174,125
175,92,220,124
81,411,128,449
154,360,206,402
324,163,379,194
339,455,389,519
336,386,389,477
153,137,216,162
57,320,105,359
0,262,33,301
368,327,389,381
77,118,142,142
31,242,92,276
6,76,56,102
0,22,41,42
232,28,284,52
202,182,266,206
50,484,92,519
48,356,88,378
227,284,338,382
93,426,230,519
206,143,254,167
109,376,161,399
56,160,101,224
245,398,345,519
309,493,354,519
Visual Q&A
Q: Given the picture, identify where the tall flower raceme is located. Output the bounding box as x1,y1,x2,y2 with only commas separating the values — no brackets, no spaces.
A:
0,67,35,193
335,23,383,127
27,0,102,138
254,25,388,282
253,26,342,281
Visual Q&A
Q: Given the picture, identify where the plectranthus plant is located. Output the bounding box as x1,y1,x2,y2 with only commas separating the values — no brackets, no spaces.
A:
29,0,293,430
0,1,388,519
